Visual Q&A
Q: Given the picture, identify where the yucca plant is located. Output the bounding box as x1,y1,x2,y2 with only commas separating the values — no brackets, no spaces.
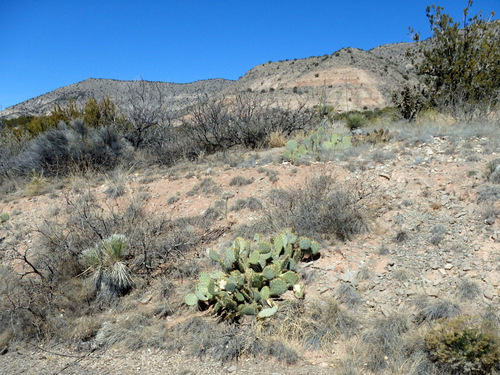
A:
81,234,133,299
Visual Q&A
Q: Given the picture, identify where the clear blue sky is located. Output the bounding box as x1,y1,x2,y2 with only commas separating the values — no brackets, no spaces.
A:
1,0,497,110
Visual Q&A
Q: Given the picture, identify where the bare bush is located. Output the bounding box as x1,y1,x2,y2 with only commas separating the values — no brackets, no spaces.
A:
183,93,315,153
266,175,368,241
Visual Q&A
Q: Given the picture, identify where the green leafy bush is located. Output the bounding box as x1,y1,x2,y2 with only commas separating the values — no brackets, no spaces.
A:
408,2,499,119
426,315,500,374
185,228,320,321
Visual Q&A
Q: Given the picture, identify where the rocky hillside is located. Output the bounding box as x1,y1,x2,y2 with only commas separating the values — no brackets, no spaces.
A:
0,78,235,119
0,41,420,119
1,120,499,374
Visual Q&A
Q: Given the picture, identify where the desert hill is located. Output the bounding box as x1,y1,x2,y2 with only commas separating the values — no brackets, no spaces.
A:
0,41,419,120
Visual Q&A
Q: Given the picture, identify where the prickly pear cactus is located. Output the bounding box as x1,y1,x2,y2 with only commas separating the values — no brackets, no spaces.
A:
185,228,321,321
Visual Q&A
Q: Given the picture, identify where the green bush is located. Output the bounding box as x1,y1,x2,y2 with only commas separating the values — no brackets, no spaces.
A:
81,234,133,300
425,315,500,374
185,228,320,321
408,2,499,119
345,113,367,130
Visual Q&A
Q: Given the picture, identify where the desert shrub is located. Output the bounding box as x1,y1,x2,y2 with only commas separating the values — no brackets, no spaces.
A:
10,120,131,176
345,113,367,130
426,315,500,374
456,279,481,301
267,175,368,241
81,234,133,301
408,3,499,119
336,283,363,307
183,93,315,153
363,314,410,372
292,298,358,350
477,184,500,204
229,176,254,186
186,178,220,197
172,317,298,364
430,224,447,245
485,159,500,184
230,197,263,212
392,84,427,121
415,299,462,324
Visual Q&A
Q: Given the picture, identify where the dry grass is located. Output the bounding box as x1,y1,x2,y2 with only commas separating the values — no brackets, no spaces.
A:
268,130,286,148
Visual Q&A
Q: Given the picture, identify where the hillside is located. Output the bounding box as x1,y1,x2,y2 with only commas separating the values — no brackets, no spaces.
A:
1,120,499,374
0,41,419,119
0,78,236,119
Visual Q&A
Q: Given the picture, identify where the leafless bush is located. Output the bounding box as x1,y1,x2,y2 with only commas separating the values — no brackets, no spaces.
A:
266,175,369,241
183,93,315,153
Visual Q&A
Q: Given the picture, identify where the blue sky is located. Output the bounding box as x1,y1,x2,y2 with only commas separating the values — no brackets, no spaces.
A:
1,0,497,110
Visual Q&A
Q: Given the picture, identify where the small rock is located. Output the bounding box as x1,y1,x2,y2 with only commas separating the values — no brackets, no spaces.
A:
227,365,237,373
444,263,453,270
484,290,495,300
139,292,152,304
425,287,439,297
484,216,495,225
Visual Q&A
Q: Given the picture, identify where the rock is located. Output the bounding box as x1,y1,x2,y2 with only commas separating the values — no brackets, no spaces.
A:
484,216,495,225
425,287,439,297
139,292,152,304
444,263,453,270
484,289,495,300
227,365,237,373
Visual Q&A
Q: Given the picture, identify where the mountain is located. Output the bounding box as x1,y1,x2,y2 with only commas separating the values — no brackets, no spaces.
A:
0,41,420,119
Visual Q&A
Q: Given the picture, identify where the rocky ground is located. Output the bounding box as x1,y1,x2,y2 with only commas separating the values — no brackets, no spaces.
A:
1,121,499,374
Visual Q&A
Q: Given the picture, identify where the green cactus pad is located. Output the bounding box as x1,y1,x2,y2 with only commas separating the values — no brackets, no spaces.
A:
283,149,292,160
226,248,237,263
209,249,220,262
310,241,320,255
258,305,278,318
285,140,298,151
281,271,299,286
258,241,272,254
195,290,209,301
299,237,311,250
270,278,288,296
252,289,262,301
184,293,199,306
273,235,284,253
285,229,297,244
240,305,257,315
0,213,9,223
234,291,245,302
226,282,237,292
262,265,276,280
249,250,260,265
251,273,264,289
287,258,297,270
260,286,270,300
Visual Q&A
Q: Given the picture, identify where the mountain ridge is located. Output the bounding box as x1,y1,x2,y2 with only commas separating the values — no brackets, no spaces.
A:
0,41,419,119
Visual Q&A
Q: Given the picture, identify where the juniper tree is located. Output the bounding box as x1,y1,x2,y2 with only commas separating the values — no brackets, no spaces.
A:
408,1,499,119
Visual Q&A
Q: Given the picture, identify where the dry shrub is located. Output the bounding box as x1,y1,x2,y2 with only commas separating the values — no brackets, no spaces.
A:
267,175,368,241
268,130,286,148
426,315,500,374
